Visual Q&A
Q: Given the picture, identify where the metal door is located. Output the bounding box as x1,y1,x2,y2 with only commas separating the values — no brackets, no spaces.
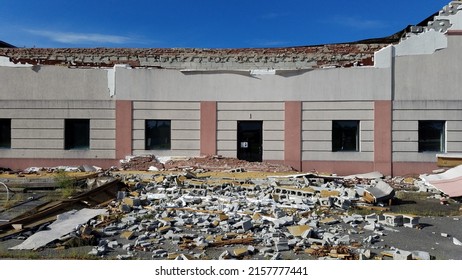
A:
237,121,262,162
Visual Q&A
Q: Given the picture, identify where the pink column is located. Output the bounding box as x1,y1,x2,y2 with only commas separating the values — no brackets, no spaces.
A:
374,100,392,175
115,100,133,160
284,101,302,171
447,30,462,36
200,101,217,155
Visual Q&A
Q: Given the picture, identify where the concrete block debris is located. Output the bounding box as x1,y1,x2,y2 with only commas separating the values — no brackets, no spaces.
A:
454,237,462,246
2,162,458,260
381,249,433,260
393,250,413,260
287,225,312,237
363,181,395,205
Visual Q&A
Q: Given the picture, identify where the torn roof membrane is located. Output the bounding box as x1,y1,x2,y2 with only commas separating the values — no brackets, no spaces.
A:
420,165,462,198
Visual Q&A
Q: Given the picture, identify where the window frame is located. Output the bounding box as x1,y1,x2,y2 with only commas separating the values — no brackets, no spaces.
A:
64,119,90,150
145,119,171,150
0,119,11,149
332,120,360,152
418,120,446,153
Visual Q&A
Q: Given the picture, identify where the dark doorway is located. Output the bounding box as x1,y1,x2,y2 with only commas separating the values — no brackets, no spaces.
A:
237,121,262,162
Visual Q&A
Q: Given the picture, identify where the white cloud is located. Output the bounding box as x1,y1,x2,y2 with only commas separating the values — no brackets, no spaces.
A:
330,16,388,30
26,29,132,44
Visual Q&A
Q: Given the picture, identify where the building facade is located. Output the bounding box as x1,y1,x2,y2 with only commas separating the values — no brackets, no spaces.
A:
1,2,462,176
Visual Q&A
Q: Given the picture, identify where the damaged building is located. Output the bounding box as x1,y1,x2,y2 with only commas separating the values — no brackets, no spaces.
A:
1,1,462,176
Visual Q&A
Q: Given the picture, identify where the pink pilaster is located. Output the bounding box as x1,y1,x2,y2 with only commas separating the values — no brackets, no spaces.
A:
374,100,392,175
200,101,217,155
115,100,133,160
284,101,302,171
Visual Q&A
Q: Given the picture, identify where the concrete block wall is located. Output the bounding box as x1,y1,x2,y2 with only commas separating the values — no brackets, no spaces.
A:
132,101,201,157
301,101,374,162
394,36,462,101
115,67,392,102
216,102,284,160
0,66,110,101
0,100,116,168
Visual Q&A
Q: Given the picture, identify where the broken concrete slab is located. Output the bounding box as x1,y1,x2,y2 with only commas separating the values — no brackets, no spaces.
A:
363,181,395,204
287,225,312,237
319,217,339,225
453,237,462,246
392,250,413,260
120,231,135,240
233,247,249,258
412,251,432,260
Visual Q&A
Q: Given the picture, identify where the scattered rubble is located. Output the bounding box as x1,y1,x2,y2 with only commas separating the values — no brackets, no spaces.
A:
1,159,462,260
120,154,295,173
10,208,107,250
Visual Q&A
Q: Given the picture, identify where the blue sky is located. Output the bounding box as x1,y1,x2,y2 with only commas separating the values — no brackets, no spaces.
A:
0,0,451,48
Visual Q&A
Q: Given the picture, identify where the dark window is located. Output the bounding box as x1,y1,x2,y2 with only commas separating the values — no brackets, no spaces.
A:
145,120,171,150
65,119,90,150
332,120,359,152
418,120,445,152
0,119,11,149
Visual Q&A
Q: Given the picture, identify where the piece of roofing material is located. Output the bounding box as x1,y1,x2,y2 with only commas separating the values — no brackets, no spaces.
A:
10,208,107,250
420,164,462,198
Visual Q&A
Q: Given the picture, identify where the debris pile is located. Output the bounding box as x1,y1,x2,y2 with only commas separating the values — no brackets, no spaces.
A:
119,155,295,173
2,163,462,260
120,155,164,171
